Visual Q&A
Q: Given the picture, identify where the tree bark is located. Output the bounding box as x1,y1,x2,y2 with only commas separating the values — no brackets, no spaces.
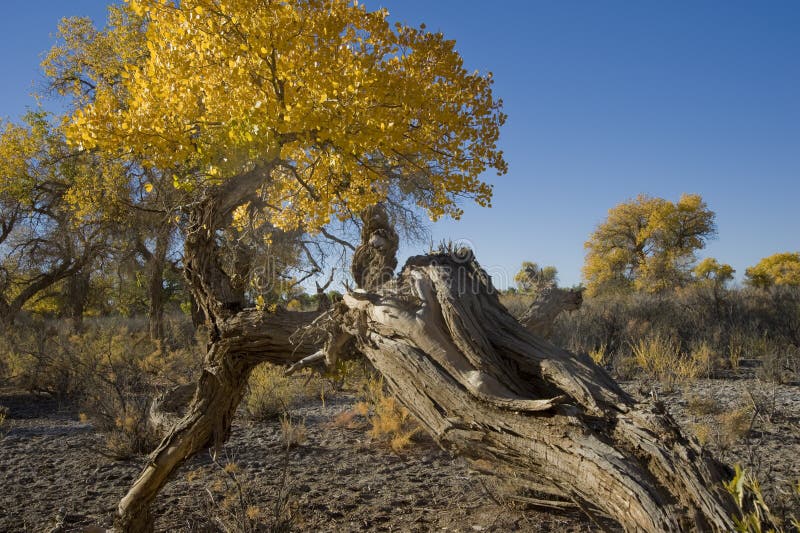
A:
114,162,308,531
136,227,172,343
64,268,91,333
116,306,321,531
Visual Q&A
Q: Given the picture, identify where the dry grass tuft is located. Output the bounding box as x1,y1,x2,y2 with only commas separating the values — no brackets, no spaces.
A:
357,376,421,452
686,394,722,417
279,414,307,449
244,364,318,421
717,406,753,447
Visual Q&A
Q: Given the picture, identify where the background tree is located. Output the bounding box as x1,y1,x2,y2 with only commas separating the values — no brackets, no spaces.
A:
693,257,735,285
745,252,800,288
582,193,716,296
691,256,735,314
0,112,107,326
514,261,558,293
42,8,189,341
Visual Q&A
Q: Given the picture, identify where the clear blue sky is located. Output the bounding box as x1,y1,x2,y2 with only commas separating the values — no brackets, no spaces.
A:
1,1,798,288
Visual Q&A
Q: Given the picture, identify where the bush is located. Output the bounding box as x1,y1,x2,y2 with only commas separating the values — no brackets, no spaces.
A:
243,364,319,421
356,376,421,452
549,285,800,382
0,314,203,457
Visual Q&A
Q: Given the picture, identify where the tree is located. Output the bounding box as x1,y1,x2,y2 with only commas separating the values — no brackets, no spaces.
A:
67,1,505,528
583,193,716,296
693,256,735,293
0,112,107,326
694,257,735,285
64,2,741,531
43,8,187,341
745,252,800,288
514,261,558,293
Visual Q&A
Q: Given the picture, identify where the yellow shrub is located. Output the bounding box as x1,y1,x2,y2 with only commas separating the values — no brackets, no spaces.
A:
588,343,609,366
359,376,420,452
244,364,317,420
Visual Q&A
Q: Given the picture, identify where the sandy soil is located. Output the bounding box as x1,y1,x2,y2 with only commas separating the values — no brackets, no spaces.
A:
1,374,798,532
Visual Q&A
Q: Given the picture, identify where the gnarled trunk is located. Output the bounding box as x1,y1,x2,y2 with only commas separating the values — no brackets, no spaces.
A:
116,308,320,531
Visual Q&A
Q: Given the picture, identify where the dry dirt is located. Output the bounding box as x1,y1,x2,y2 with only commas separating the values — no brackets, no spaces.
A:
1,373,798,532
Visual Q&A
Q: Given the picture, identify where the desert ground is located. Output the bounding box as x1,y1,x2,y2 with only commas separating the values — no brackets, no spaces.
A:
2,366,798,532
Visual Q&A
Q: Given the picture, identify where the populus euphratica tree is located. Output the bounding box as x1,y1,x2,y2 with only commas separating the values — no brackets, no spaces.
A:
0,111,109,326
68,2,740,531
68,0,503,528
583,193,716,296
745,252,800,288
42,7,191,341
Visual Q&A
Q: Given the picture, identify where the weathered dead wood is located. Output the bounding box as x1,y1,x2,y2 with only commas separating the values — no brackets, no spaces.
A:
518,286,583,338
327,252,738,532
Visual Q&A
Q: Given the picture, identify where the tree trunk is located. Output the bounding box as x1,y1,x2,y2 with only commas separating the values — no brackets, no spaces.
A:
330,251,738,531
64,269,91,333
137,227,172,344
147,262,165,343
115,308,320,531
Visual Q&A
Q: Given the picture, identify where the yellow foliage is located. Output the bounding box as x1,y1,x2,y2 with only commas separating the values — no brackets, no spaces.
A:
745,252,800,288
62,0,506,233
583,194,716,296
693,257,735,286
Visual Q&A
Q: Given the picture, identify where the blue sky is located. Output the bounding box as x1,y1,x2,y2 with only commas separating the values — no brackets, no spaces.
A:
1,1,798,288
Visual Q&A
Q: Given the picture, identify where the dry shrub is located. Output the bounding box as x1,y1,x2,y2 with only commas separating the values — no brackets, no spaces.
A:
330,408,366,429
588,343,609,366
244,364,318,421
357,376,421,452
758,344,800,384
498,291,536,318
0,315,203,458
631,335,699,390
550,285,800,382
717,406,753,448
692,422,712,446
201,454,284,533
279,414,307,448
686,394,722,417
